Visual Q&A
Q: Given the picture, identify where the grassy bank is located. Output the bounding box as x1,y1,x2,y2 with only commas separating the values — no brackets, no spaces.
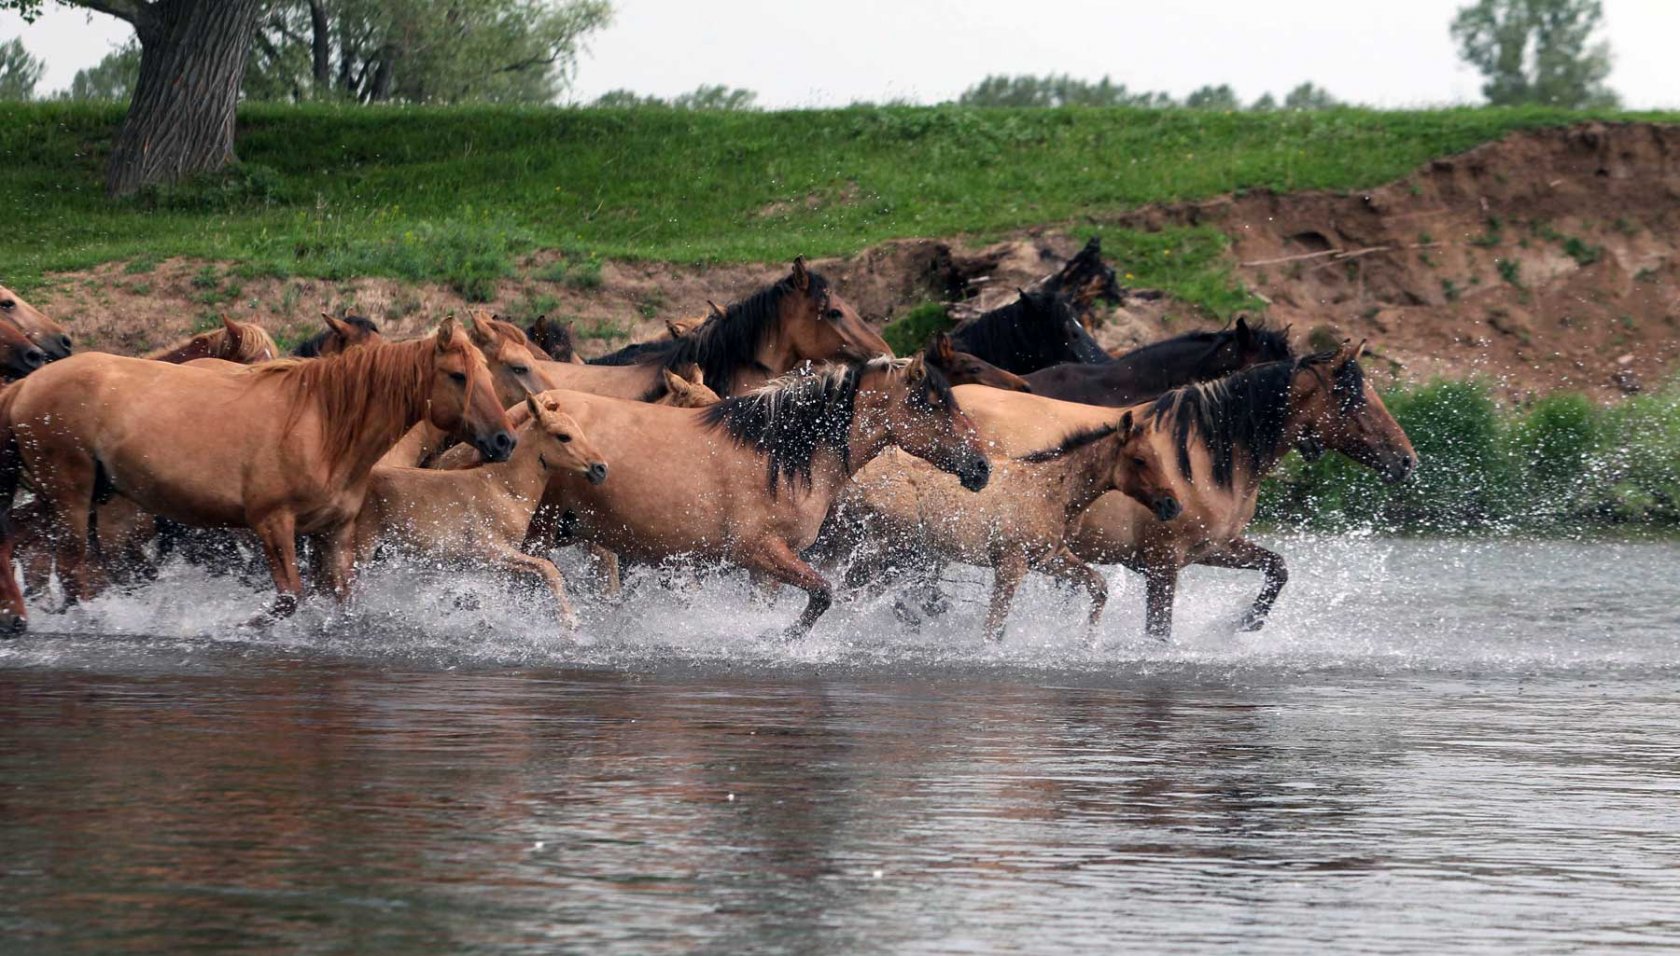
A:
5,102,1673,302
1259,380,1680,533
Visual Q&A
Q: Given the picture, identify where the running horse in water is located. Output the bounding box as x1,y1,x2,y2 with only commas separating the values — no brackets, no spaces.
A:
532,258,892,401
1023,318,1292,406
0,283,73,363
0,319,515,631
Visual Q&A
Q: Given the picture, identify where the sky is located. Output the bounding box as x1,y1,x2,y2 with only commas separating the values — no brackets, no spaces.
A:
3,0,1677,109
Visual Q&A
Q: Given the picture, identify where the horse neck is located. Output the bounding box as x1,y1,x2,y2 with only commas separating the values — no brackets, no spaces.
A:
1054,436,1127,518
483,427,553,502
147,338,211,364
310,338,436,484
747,303,799,384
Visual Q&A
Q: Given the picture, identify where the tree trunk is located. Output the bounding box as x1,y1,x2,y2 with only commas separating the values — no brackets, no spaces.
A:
105,0,265,198
308,0,331,92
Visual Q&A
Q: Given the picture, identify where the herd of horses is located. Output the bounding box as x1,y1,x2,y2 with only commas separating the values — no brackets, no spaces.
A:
0,239,1417,644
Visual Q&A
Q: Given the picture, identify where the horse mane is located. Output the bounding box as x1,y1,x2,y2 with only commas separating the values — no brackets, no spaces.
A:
252,336,438,475
1122,321,1292,366
595,272,831,393
1017,423,1121,463
705,357,951,495
292,315,380,357
1148,348,1353,488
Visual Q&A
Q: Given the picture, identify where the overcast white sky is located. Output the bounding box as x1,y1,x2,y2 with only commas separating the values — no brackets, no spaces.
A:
4,0,1677,109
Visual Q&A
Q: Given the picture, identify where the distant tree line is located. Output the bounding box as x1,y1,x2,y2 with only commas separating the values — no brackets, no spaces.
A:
954,75,1343,111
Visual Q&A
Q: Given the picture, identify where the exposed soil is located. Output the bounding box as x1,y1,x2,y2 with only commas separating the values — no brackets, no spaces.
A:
26,122,1680,400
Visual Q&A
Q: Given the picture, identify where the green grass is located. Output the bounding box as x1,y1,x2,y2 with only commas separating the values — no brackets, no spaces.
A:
4,101,1675,294
1259,380,1680,532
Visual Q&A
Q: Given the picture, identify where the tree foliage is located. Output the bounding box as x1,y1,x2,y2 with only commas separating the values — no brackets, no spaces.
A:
63,39,141,101
1451,0,1618,107
957,74,1174,108
246,0,612,104
1184,83,1240,110
0,36,45,100
587,84,758,111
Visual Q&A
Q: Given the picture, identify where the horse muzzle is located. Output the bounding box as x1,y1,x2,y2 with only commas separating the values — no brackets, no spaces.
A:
956,456,991,492
585,462,608,486
1382,453,1419,484
475,429,517,463
42,334,72,362
1152,496,1183,522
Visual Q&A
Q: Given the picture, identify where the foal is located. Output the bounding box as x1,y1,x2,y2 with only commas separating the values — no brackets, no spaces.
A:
355,395,608,629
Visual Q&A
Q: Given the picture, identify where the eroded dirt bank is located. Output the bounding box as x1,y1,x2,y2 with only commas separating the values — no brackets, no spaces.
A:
27,122,1680,399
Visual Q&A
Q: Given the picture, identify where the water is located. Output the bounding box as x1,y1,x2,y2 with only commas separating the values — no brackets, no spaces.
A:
3,536,1679,953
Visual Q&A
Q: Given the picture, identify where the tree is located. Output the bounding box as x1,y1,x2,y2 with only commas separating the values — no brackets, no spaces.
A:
1250,92,1277,111
2,0,266,196
1451,0,1618,107
588,88,663,108
63,39,141,100
956,74,1174,108
1283,82,1340,110
670,84,756,111
0,37,46,100
245,0,612,104
1184,84,1239,110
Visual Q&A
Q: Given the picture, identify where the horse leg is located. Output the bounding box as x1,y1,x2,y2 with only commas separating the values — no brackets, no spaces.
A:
588,545,621,596
1034,546,1108,634
36,460,102,604
0,511,25,633
494,549,578,632
1144,564,1179,643
313,524,357,604
737,539,832,639
983,551,1028,642
1196,538,1289,632
10,499,54,596
249,511,303,621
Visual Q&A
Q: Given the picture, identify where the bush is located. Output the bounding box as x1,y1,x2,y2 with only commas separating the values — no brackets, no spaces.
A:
881,302,954,356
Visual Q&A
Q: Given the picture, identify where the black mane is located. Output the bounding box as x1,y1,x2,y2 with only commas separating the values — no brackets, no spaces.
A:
292,315,379,358
949,289,1108,374
589,273,831,397
1148,349,1355,488
704,358,953,495
1017,422,1121,463
1121,321,1292,368
526,317,576,362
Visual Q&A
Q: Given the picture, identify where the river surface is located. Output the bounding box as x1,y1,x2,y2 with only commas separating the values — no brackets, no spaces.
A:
3,535,1679,953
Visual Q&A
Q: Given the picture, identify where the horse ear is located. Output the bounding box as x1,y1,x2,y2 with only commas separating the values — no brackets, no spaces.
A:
931,332,956,365
661,368,690,394
664,318,684,339
525,393,543,419
323,313,352,338
1235,315,1255,349
707,299,726,319
436,316,459,351
904,353,927,383
1118,410,1135,438
220,314,245,346
679,362,704,385
790,255,810,291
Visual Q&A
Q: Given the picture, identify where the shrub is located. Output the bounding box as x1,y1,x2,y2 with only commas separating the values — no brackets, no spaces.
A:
881,302,954,356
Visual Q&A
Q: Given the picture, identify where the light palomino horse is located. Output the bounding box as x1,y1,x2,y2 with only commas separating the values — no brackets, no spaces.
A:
533,258,891,401
354,394,608,630
0,319,515,630
147,315,280,365
843,408,1181,640
1068,344,1414,640
501,358,991,636
0,283,73,362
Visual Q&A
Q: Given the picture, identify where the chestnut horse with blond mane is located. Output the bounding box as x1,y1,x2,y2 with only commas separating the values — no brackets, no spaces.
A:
147,316,280,366
0,319,514,631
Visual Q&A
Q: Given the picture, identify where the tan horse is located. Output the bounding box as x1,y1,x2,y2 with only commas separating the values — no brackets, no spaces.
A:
844,409,1181,640
1067,344,1416,640
533,258,890,401
0,283,73,362
354,394,608,629
508,359,990,636
147,316,280,365
378,312,553,469
0,320,515,630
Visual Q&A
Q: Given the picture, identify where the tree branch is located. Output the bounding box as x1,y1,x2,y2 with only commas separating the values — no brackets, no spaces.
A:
73,0,146,27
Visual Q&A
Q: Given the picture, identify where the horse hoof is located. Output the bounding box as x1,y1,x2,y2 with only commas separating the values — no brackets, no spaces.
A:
1238,614,1267,633
1,615,25,637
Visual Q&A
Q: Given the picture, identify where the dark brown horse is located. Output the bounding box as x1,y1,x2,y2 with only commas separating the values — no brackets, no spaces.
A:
291,314,382,357
1023,318,1291,406
948,289,1109,374
1037,237,1124,330
924,332,1032,391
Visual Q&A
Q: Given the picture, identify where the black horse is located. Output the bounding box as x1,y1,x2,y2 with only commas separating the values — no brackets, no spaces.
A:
1023,317,1293,407
947,289,1109,375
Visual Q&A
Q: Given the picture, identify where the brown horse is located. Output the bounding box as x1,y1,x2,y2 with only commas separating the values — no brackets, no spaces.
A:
514,358,990,636
0,317,47,382
1065,344,1416,640
291,314,382,357
147,316,280,365
924,332,1032,392
355,394,608,630
0,283,73,362
0,319,515,630
844,408,1180,640
526,316,580,364
535,258,891,401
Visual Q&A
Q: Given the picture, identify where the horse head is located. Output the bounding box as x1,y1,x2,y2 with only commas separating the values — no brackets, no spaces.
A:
0,283,72,361
859,356,990,492
1106,410,1182,522
1291,341,1416,484
220,316,279,364
779,256,893,365
924,332,1032,392
0,314,46,382
429,317,517,462
526,393,608,486
466,311,549,407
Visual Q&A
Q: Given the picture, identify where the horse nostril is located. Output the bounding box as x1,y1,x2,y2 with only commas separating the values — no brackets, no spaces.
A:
56,334,72,355
587,462,608,485
1155,497,1183,522
22,348,44,369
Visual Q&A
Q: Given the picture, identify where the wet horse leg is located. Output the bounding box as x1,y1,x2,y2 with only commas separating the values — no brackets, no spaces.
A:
249,510,303,621
1195,537,1288,632
1143,562,1179,643
35,457,102,603
737,538,832,639
494,548,578,631
983,551,1028,641
312,523,357,604
1034,546,1108,633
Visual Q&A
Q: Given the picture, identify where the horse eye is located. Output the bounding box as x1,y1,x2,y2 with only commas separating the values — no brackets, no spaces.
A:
448,371,467,384
824,308,843,321
558,434,572,443
0,300,12,310
511,365,530,375
1132,457,1147,469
